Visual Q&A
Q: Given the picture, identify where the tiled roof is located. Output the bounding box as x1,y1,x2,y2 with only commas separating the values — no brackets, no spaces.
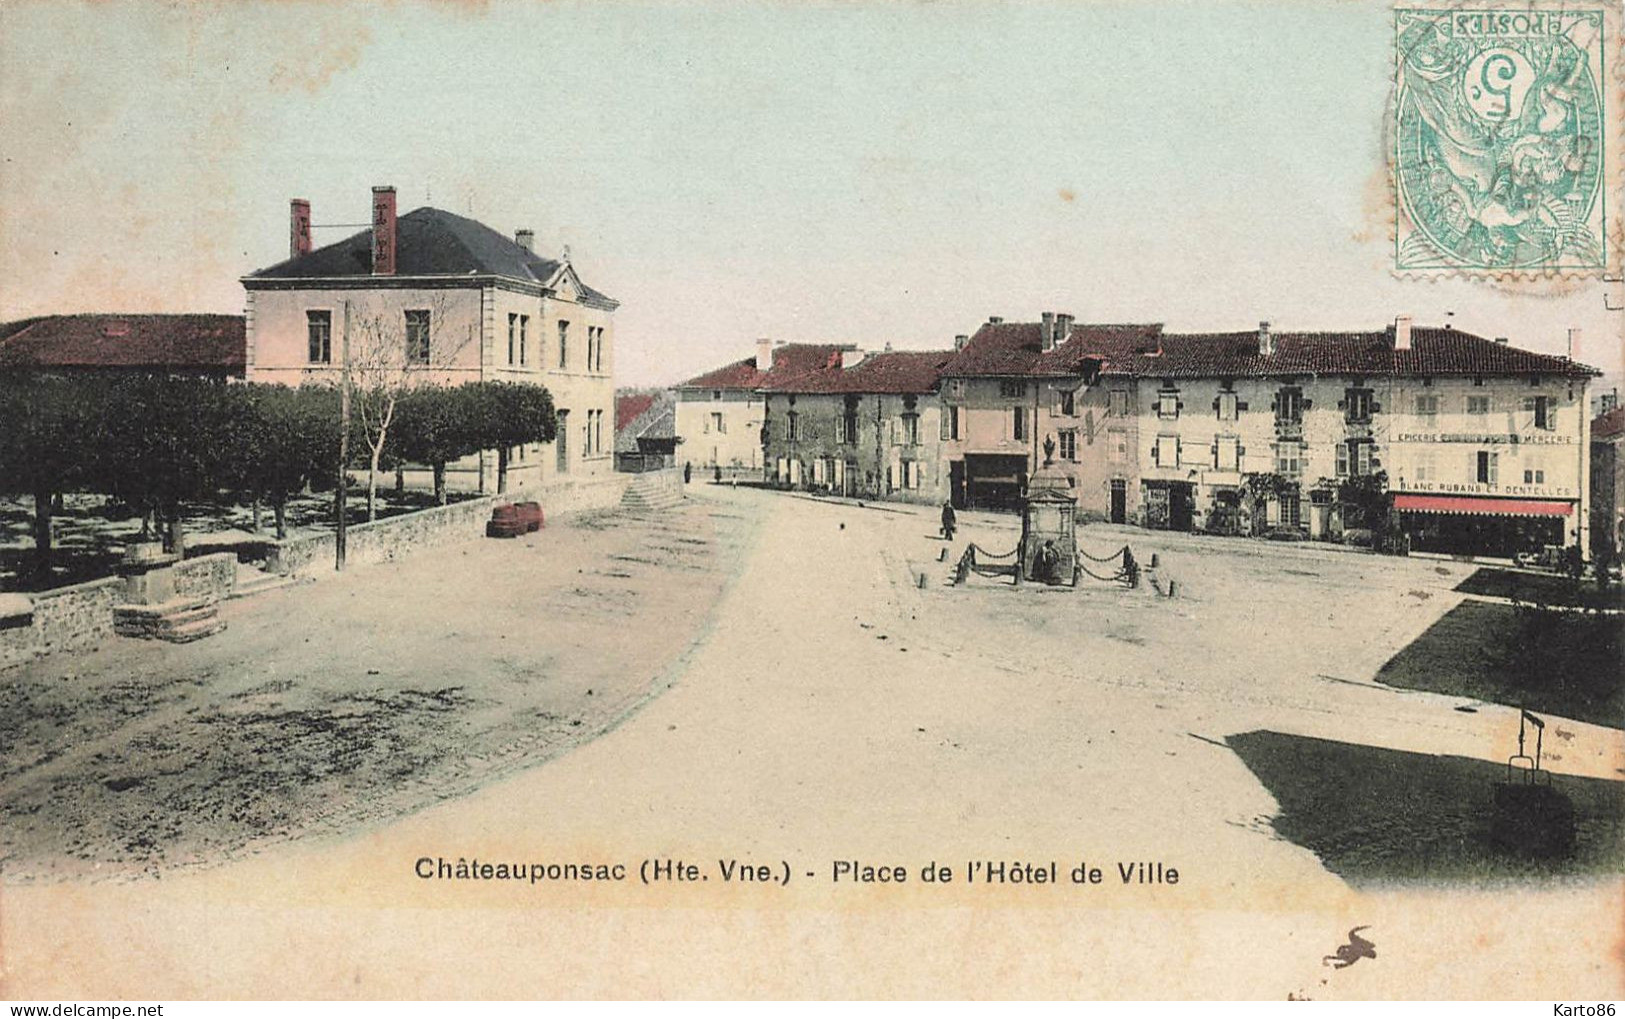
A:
1079,325,1596,379
247,207,618,306
614,389,675,452
941,321,1164,377
1594,406,1625,440
682,343,851,392
0,314,247,374
678,356,760,390
615,391,657,432
758,343,850,389
767,349,954,394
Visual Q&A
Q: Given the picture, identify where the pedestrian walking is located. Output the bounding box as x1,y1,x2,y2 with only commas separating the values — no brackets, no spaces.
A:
940,500,957,541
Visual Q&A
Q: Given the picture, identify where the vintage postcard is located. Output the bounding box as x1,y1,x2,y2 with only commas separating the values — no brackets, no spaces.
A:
0,0,1621,1003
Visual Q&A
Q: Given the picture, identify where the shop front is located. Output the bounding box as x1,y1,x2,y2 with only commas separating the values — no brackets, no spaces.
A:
1394,494,1572,558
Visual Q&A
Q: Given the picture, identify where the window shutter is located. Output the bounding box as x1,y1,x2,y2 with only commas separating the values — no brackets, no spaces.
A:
940,407,951,441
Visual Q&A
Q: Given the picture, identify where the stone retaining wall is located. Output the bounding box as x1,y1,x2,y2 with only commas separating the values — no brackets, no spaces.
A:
174,551,239,600
0,552,240,670
267,473,630,577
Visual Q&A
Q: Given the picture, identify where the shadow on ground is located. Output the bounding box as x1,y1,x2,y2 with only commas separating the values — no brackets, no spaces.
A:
1455,566,1625,611
1227,730,1625,886
1374,600,1624,728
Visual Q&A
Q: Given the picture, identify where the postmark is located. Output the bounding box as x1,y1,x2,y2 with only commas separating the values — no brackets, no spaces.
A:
1392,5,1614,276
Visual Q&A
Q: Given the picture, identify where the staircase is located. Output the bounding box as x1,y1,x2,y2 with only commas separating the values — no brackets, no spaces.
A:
113,595,227,643
621,470,684,511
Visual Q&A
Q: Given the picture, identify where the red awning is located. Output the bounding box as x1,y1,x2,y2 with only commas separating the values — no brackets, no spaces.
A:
1393,494,1572,517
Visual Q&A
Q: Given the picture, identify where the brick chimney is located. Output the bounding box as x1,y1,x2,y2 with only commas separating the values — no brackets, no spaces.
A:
1567,326,1581,360
1041,312,1056,350
1394,314,1412,351
1258,320,1274,356
1056,313,1075,342
757,337,773,373
289,199,311,260
515,228,535,253
954,334,968,351
371,185,397,275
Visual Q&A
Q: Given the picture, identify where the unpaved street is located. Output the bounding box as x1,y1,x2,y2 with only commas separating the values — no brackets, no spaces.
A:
1,498,754,881
1,486,1620,998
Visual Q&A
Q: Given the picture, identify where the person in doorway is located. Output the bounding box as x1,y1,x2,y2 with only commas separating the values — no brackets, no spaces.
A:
940,500,957,542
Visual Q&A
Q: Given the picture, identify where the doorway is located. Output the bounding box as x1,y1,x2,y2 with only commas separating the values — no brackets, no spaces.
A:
1110,478,1127,524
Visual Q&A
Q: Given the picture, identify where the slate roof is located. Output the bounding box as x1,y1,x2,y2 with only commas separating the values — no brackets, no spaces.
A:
1594,406,1625,441
0,314,247,374
247,207,618,306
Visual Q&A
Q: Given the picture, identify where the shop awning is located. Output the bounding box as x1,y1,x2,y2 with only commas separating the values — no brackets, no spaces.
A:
1394,494,1572,517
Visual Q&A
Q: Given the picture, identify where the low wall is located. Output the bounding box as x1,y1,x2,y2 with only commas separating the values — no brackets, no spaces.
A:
537,473,631,518
175,551,238,600
0,576,123,665
268,473,629,577
0,551,241,669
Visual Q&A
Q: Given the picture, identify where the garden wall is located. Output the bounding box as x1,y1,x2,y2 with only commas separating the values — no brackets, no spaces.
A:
267,473,629,577
0,551,238,669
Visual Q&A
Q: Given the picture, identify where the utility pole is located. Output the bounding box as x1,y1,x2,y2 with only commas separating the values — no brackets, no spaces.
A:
337,299,351,571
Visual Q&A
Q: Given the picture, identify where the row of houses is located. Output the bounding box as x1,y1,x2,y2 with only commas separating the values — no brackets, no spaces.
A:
674,314,1610,560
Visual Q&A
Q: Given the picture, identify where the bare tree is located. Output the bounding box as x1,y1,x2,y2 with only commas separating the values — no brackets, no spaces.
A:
344,292,476,521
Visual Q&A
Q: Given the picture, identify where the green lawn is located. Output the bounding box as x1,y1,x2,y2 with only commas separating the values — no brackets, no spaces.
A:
1227,730,1625,886
1375,601,1624,729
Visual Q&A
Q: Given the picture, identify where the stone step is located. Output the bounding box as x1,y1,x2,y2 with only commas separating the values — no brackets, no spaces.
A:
113,596,225,643
165,616,228,643
230,573,305,600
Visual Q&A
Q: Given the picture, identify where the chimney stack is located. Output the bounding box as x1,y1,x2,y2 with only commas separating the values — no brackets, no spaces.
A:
1258,320,1274,357
1041,312,1057,351
1056,312,1075,342
289,199,312,260
1567,326,1581,360
757,337,773,373
1394,314,1412,351
371,186,397,275
515,228,535,253
1494,336,1509,345
988,316,1004,325
954,334,968,351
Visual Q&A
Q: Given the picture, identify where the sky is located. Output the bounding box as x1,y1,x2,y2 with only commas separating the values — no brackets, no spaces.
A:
1,0,1620,391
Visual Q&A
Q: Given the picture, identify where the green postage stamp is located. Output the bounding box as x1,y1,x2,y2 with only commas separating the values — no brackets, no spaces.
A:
1392,5,1616,274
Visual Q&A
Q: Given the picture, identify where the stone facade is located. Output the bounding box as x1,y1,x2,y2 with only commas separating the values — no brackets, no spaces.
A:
761,390,948,504
0,551,240,667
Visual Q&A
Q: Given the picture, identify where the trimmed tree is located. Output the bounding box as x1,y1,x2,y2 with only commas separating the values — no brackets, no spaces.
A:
468,382,558,494
0,375,102,575
393,383,486,505
236,384,342,538
95,375,245,556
